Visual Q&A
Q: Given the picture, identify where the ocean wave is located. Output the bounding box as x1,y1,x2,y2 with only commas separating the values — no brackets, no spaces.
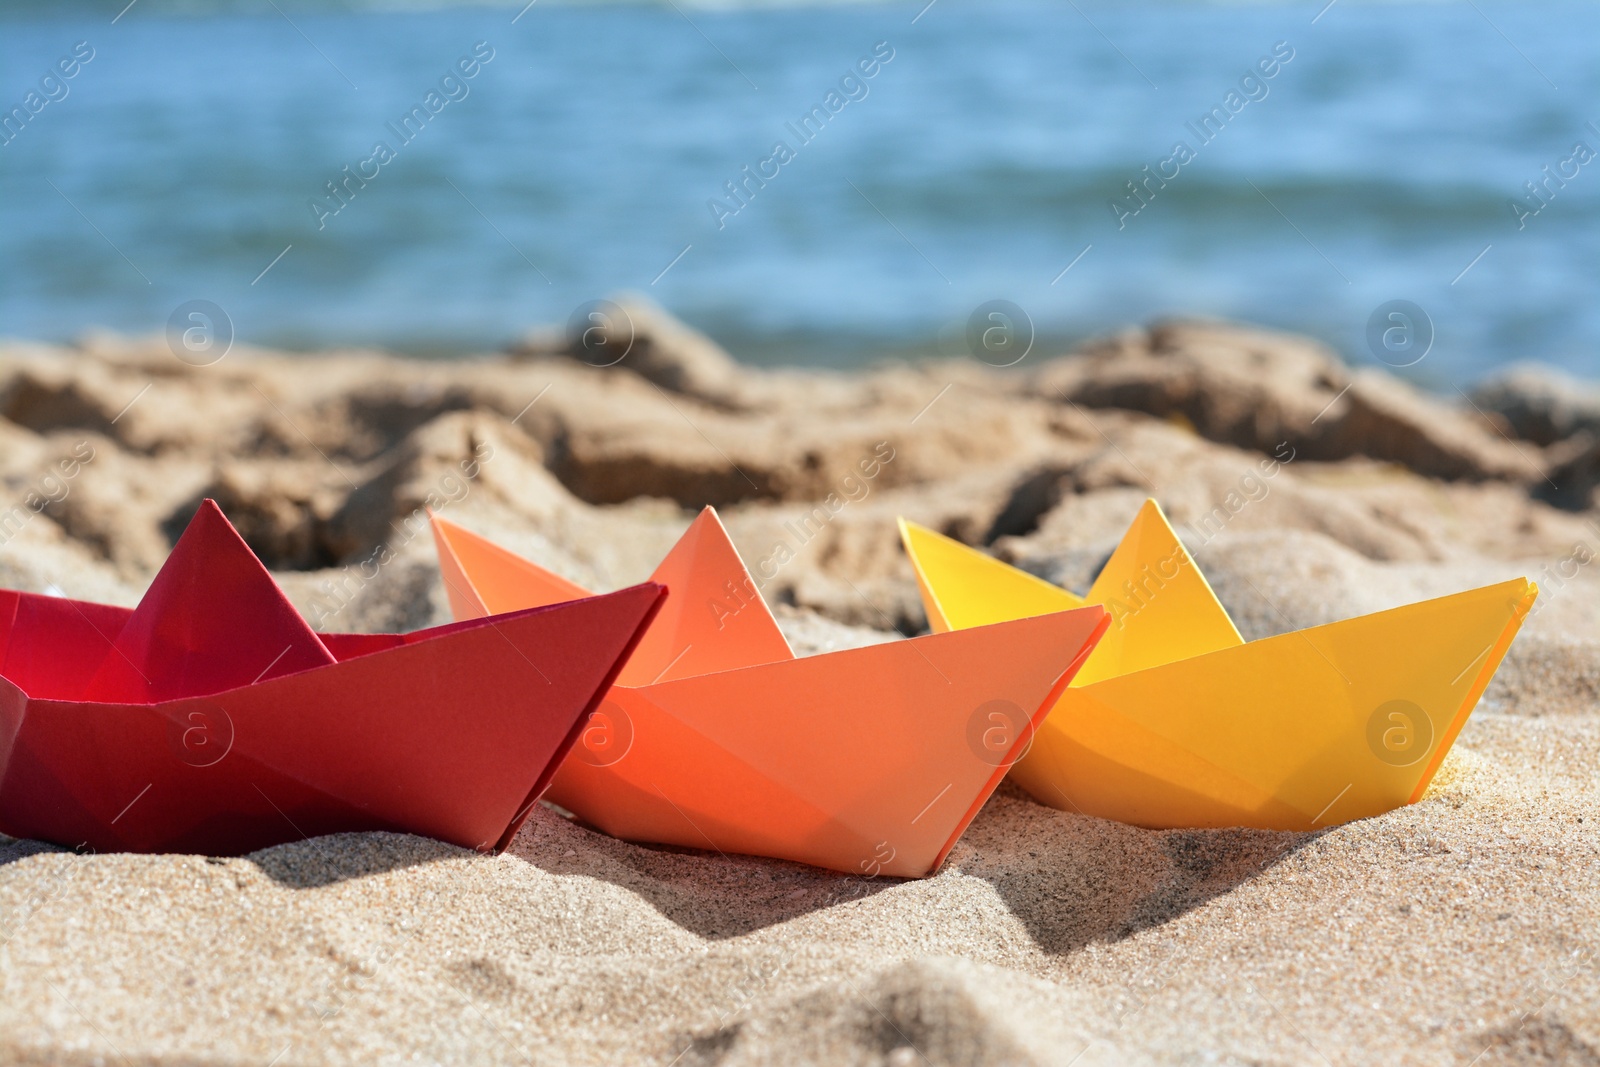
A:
3,0,1595,382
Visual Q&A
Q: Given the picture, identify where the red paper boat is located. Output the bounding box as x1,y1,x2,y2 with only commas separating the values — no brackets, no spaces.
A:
0,500,663,856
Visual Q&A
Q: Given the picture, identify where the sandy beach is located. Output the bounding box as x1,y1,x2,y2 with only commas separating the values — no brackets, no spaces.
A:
0,305,1597,1066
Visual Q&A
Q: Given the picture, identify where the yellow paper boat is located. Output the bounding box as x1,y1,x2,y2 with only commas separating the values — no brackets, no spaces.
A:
899,499,1537,830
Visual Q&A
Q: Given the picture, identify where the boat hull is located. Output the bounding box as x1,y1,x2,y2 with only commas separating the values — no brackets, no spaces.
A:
0,584,663,855
1011,579,1536,828
547,607,1110,877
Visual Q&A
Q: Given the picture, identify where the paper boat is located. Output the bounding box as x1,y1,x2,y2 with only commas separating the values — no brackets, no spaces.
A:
0,500,664,856
899,499,1537,830
430,508,1110,877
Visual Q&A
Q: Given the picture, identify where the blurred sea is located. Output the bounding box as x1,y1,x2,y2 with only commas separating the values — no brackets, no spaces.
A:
1,0,1596,383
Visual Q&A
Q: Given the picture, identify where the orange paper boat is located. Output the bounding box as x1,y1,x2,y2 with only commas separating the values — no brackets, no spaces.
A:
430,509,1110,877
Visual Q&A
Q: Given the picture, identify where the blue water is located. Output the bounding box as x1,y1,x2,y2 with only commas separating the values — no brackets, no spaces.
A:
1,0,1597,383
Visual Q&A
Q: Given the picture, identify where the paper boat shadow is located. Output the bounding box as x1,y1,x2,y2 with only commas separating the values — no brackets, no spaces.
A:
244,831,469,890
505,785,1314,947
0,834,59,870
964,802,1319,955
502,808,901,940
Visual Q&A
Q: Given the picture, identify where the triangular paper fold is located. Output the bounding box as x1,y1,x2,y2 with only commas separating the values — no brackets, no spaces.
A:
900,499,1536,830
84,499,335,704
429,511,590,621
1075,500,1243,684
433,509,794,686
899,517,1083,633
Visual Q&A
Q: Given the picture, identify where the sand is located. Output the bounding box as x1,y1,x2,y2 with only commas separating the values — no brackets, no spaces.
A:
0,310,1596,1065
